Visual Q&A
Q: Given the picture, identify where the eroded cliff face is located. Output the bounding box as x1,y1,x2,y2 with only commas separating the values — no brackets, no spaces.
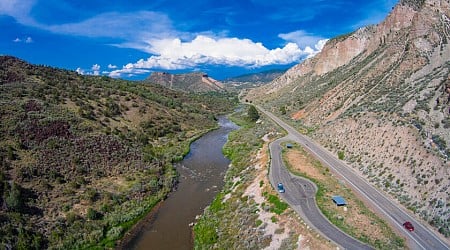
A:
247,0,450,237
248,3,421,98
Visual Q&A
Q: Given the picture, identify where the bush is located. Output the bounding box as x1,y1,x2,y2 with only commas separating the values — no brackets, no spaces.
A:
267,194,288,215
106,226,123,240
247,105,260,122
4,182,24,211
193,216,219,246
66,212,77,223
280,106,287,115
87,207,96,220
338,151,345,160
7,145,16,160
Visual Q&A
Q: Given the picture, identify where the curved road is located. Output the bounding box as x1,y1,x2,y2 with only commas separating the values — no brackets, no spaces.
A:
269,136,372,249
261,106,450,250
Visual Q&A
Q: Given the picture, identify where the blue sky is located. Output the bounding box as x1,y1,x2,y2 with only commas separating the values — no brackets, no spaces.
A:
0,0,397,80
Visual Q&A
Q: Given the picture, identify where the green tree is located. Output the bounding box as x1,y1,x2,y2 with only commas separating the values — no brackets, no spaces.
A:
247,105,260,122
5,182,23,211
7,145,16,160
279,106,286,115
338,151,345,160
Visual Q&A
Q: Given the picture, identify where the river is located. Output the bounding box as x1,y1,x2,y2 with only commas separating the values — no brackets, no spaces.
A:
128,116,238,250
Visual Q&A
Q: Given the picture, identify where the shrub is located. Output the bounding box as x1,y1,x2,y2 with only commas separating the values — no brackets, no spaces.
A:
338,151,345,160
267,194,288,215
106,226,123,240
66,212,77,223
4,182,24,211
280,106,287,115
86,208,101,220
7,145,16,160
247,105,260,122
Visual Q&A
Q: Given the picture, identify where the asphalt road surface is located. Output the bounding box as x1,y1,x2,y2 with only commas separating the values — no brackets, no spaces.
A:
260,106,450,250
269,137,372,249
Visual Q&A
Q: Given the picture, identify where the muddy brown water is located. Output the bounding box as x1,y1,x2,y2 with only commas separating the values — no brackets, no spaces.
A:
128,117,238,250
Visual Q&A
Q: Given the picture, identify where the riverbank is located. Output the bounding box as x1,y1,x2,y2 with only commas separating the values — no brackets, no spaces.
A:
115,202,163,249
113,122,221,249
193,106,351,249
116,128,216,247
119,116,238,249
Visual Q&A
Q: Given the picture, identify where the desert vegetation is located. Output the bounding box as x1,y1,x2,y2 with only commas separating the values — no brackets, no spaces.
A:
0,56,237,249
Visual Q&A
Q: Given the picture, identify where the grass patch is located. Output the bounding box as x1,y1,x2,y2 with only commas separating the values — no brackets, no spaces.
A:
266,194,288,215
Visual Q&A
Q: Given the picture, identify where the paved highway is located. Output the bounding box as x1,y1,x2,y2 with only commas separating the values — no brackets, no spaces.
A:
269,136,372,249
260,106,450,250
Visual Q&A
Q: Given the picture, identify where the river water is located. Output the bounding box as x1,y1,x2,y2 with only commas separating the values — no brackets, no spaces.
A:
129,116,238,250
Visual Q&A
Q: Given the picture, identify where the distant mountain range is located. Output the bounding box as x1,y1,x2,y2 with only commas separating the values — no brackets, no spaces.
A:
144,71,224,92
246,0,450,237
144,69,287,93
224,68,287,83
223,69,288,92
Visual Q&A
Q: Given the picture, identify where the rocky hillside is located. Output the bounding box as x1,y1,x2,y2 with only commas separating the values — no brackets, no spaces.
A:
145,71,225,92
223,69,287,93
0,56,237,249
246,0,450,237
225,69,287,83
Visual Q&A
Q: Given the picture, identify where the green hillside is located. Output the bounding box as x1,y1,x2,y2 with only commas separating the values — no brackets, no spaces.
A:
0,56,237,249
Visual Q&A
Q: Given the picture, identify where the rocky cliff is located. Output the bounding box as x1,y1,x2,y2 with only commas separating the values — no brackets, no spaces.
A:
247,0,450,237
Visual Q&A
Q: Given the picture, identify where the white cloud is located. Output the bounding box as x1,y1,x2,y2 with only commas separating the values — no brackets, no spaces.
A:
3,2,328,79
12,36,34,44
108,35,327,78
75,64,103,76
91,64,100,75
76,68,85,75
315,39,328,51
0,0,38,25
109,68,150,78
91,64,100,71
1,5,176,49
278,30,325,49
45,11,174,42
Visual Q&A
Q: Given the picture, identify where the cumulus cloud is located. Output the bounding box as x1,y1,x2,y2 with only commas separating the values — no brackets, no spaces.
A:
76,64,103,76
108,35,327,78
3,2,329,79
108,68,151,78
76,67,85,75
13,36,34,44
315,39,328,51
278,30,325,49
91,64,100,75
